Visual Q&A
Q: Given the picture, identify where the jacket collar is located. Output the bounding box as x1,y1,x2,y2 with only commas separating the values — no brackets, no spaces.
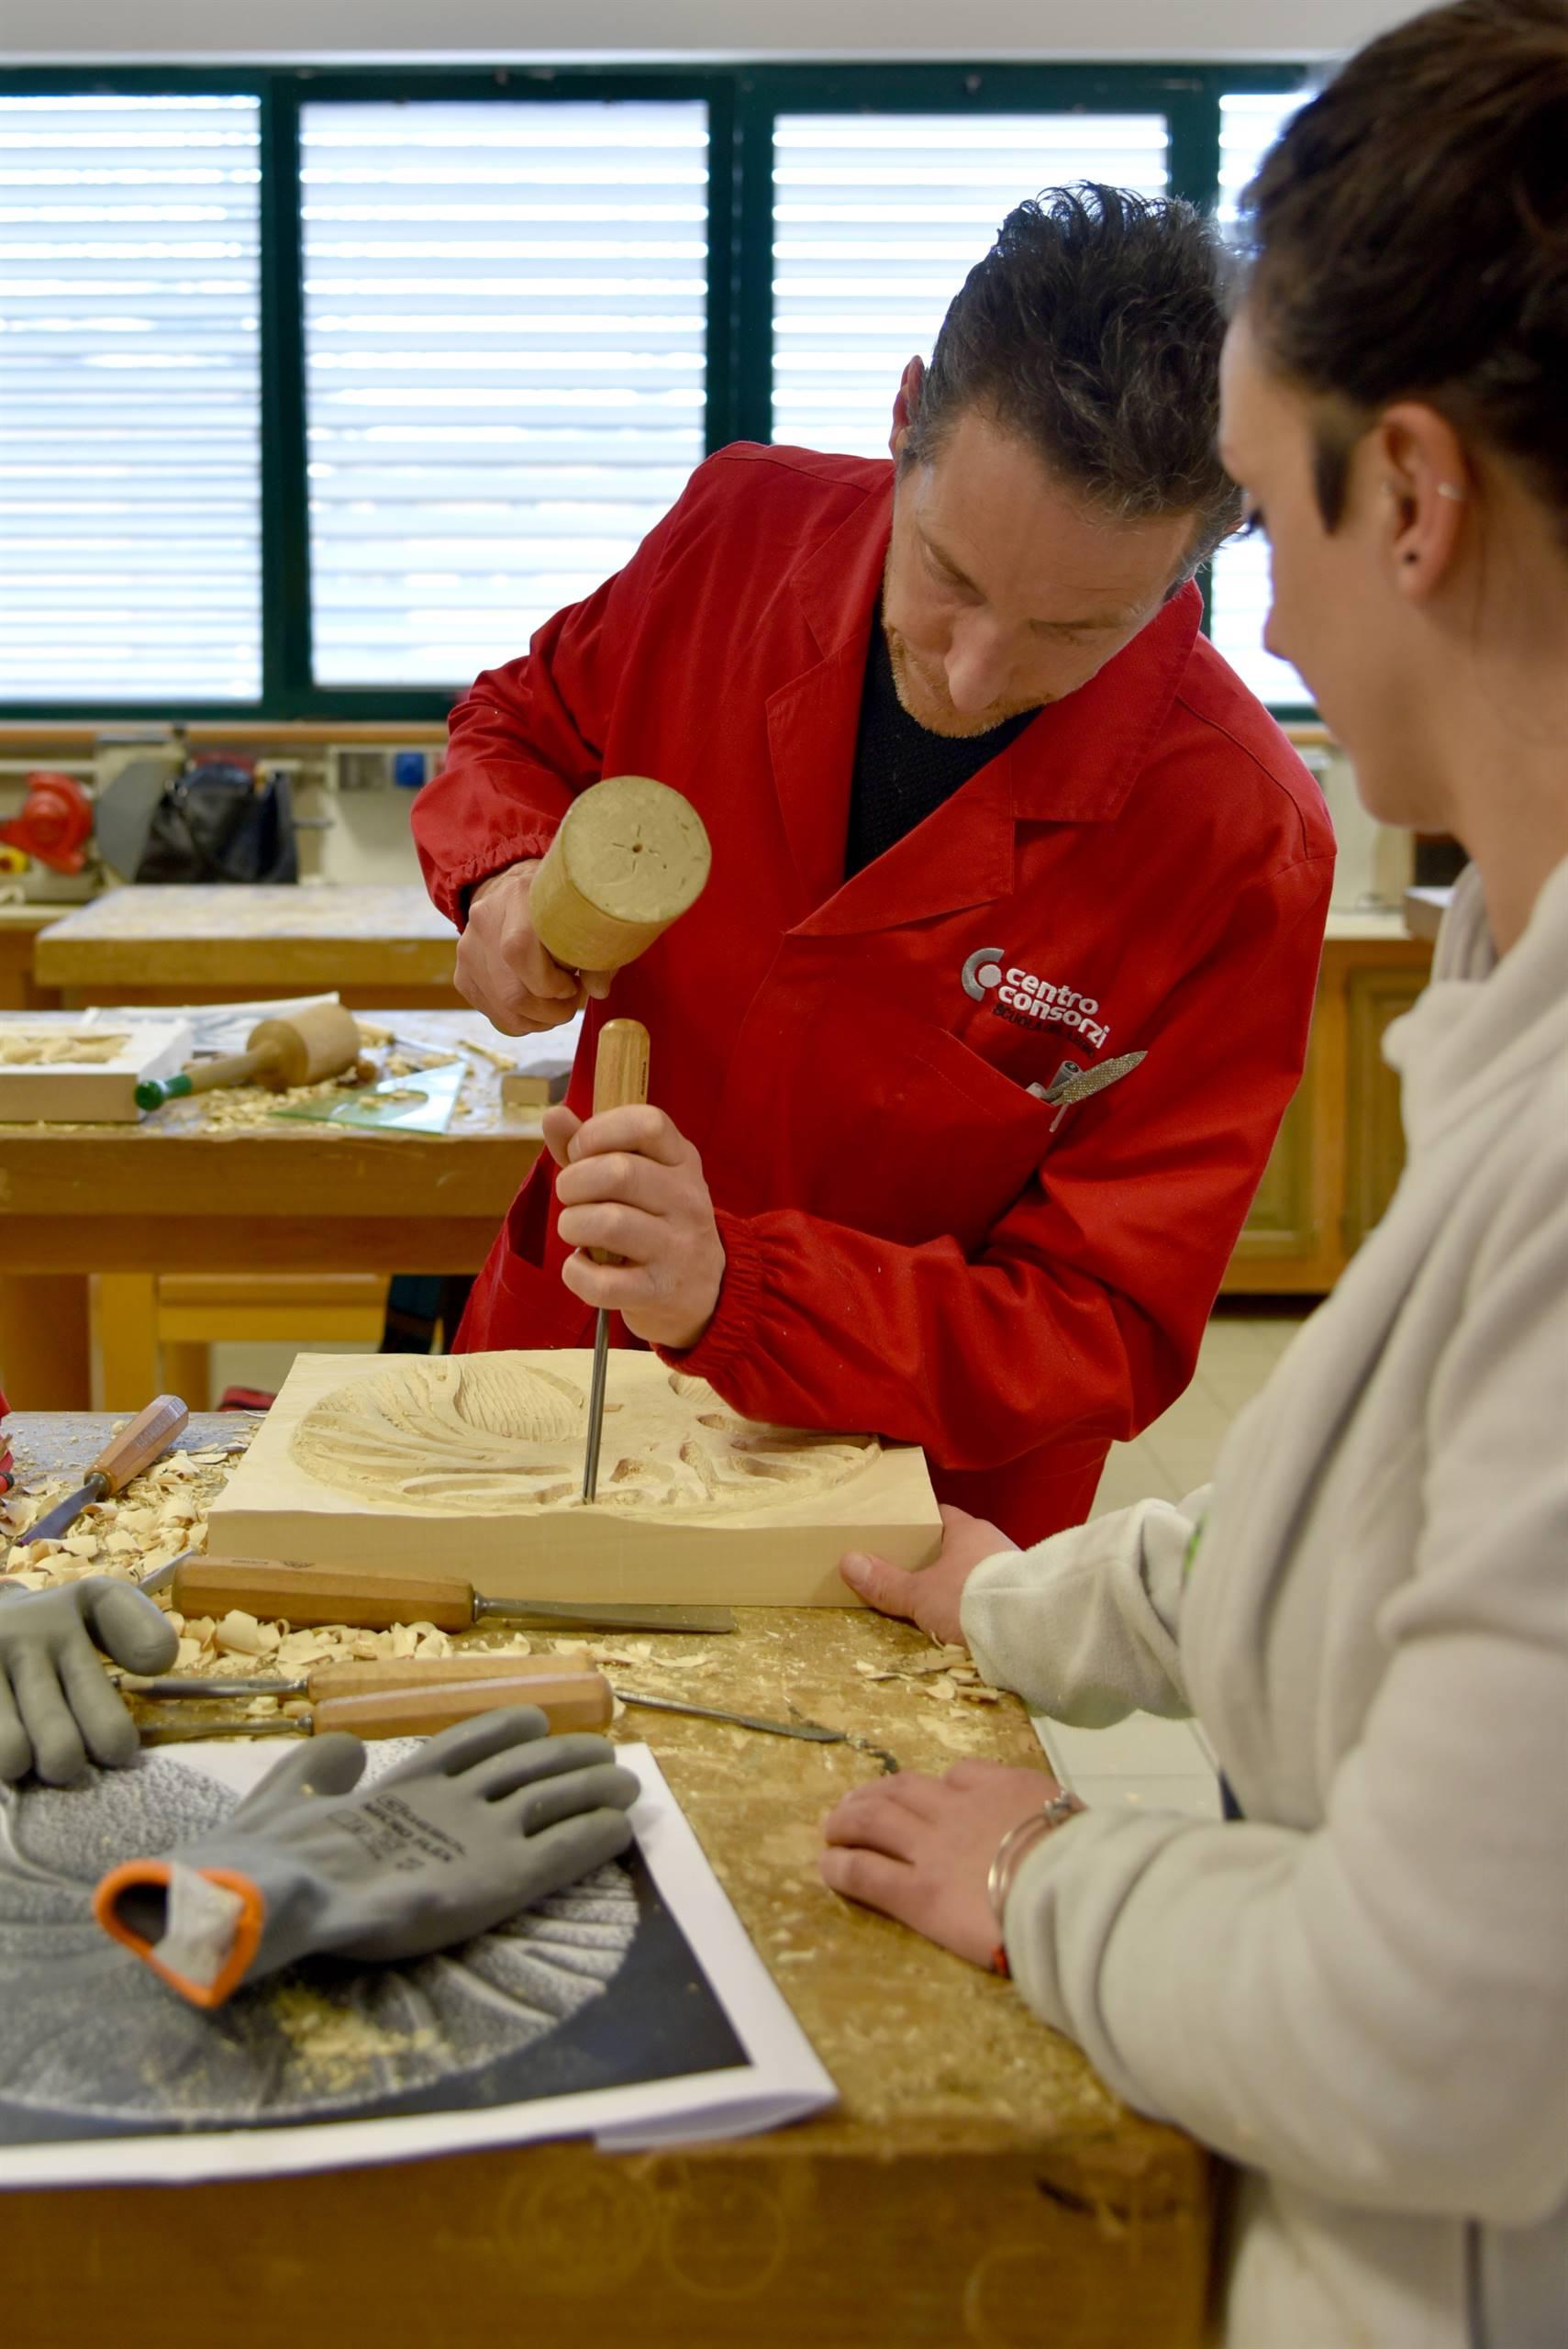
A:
768,461,1202,930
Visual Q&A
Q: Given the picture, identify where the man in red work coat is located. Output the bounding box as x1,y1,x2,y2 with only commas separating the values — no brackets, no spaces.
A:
414,187,1335,1544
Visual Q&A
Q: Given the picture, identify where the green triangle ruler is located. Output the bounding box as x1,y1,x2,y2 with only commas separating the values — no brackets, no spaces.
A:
271,1056,466,1135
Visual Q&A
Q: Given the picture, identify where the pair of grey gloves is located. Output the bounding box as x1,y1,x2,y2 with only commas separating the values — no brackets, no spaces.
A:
2,1576,639,2009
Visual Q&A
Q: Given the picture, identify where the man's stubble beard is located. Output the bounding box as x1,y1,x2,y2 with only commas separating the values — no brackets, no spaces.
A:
881,611,1047,740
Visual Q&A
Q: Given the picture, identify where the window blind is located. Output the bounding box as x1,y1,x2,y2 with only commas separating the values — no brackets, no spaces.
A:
300,98,708,689
1207,88,1313,707
0,93,262,704
771,114,1169,459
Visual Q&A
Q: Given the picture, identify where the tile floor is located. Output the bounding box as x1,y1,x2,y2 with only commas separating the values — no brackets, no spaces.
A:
1033,1304,1310,1817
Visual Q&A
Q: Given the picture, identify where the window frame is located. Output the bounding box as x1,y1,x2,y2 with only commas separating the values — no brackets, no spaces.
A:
0,59,1311,723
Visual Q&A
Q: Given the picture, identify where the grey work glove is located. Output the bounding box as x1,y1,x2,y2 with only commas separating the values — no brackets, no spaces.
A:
94,1706,640,2009
0,1575,178,1785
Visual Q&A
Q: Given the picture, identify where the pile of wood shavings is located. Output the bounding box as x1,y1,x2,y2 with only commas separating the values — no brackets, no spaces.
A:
191,1050,472,1132
1,1433,246,1580
853,1644,1003,1705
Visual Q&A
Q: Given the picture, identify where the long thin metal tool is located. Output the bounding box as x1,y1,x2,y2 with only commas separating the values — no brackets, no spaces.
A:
615,1687,902,1771
582,1018,651,1504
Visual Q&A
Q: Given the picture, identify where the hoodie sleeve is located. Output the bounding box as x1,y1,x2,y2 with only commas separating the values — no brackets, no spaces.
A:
960,1490,1206,1723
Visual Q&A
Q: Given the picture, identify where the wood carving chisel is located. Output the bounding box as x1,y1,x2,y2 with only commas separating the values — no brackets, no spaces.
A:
8,1396,189,1550
141,1554,736,1637
582,1017,651,1504
117,1650,596,1703
135,1661,613,1745
613,1689,901,1769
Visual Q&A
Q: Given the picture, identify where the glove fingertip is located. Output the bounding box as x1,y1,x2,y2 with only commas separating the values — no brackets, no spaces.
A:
89,1582,181,1674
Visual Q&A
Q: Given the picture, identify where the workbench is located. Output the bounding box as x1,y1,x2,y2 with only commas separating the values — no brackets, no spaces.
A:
1223,915,1433,1292
33,883,461,1009
0,900,61,1011
0,1009,538,1411
0,1412,1212,2349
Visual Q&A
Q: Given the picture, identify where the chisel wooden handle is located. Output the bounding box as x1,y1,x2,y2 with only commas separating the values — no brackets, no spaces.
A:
138,1045,278,1108
308,1668,612,1739
303,1654,591,1699
90,1396,189,1495
170,1557,481,1632
587,1018,650,1264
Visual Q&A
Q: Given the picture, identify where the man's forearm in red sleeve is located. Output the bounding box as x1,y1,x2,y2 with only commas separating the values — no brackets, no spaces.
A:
413,596,606,928
667,857,1332,1476
412,469,703,928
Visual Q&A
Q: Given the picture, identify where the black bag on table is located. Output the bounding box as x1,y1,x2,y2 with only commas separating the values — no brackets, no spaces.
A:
134,758,298,885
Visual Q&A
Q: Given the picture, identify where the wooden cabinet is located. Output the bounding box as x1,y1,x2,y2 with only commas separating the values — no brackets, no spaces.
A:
1223,927,1433,1295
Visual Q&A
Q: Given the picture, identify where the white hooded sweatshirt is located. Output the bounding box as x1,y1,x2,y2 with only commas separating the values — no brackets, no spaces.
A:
962,857,1568,2348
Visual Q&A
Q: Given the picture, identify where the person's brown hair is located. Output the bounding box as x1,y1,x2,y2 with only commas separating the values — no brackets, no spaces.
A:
1243,0,1568,536
906,184,1243,577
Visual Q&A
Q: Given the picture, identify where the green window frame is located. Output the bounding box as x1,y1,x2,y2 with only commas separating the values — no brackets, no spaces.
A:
0,59,1311,724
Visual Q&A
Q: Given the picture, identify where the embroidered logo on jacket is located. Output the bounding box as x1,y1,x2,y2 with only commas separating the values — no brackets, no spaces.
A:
960,946,1110,1050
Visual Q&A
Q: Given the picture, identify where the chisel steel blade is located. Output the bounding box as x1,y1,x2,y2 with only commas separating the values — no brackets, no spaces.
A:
11,1474,106,1549
582,1307,611,1503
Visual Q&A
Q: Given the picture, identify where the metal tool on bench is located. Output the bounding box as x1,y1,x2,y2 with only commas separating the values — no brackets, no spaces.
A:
121,1650,612,1744
581,1017,651,1504
134,1000,361,1109
6,1396,189,1551
614,1687,901,1768
139,1553,736,1638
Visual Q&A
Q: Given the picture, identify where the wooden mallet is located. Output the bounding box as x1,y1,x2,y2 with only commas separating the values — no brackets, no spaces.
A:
529,774,712,980
135,1001,363,1110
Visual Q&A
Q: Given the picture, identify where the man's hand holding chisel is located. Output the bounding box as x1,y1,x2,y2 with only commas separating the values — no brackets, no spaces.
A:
548,1053,727,1353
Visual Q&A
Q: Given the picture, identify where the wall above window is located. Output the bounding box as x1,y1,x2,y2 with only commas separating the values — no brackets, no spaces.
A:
0,1,1422,65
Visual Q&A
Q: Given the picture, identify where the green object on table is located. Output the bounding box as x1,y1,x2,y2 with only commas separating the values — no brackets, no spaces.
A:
135,1071,194,1109
270,1057,465,1134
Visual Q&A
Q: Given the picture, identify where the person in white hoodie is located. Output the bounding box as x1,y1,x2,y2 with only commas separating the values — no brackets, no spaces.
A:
817,5,1568,2343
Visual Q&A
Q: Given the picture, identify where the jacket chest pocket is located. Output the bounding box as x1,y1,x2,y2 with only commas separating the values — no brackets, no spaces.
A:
758,1017,1059,1251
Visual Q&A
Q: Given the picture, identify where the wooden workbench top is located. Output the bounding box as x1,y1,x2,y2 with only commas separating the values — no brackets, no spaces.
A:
34,883,457,993
0,1000,541,1277
0,900,65,932
0,1411,1211,2349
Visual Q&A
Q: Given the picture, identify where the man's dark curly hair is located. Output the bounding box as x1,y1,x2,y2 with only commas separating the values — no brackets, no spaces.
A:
904,183,1243,578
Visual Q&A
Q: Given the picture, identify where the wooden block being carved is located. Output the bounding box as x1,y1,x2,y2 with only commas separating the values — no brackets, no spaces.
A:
208,1351,942,1605
0,1018,193,1121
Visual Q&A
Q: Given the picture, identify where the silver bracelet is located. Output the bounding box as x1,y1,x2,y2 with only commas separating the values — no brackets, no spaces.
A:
986,1791,1086,1932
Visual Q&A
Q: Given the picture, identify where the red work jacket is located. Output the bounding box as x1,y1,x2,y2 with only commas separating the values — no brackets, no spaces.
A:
415,445,1334,1543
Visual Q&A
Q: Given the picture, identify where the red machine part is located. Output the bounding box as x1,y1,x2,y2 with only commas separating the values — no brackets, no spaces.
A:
0,771,95,874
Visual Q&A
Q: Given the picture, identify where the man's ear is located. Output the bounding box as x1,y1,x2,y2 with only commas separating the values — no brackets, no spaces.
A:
889,356,926,462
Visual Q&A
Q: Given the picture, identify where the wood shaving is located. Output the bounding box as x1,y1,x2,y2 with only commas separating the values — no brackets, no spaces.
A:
0,1030,130,1066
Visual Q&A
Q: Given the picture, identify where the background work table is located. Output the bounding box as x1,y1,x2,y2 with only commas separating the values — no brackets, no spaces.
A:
0,1008,541,1409
0,1411,1211,2349
33,883,462,1008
